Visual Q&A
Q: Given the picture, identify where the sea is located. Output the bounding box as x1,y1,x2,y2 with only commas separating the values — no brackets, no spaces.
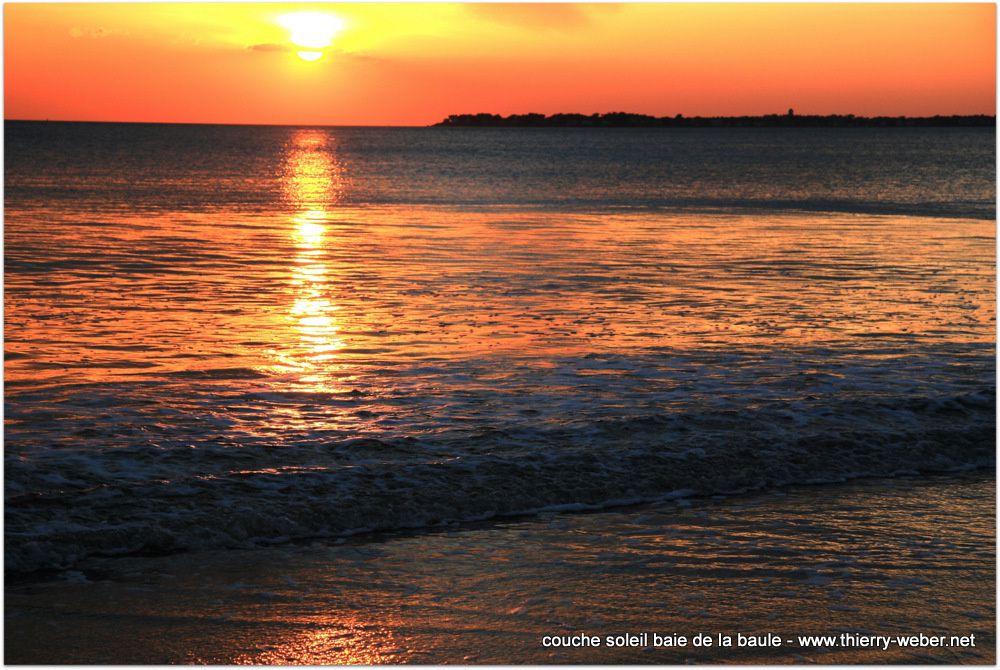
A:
4,121,996,577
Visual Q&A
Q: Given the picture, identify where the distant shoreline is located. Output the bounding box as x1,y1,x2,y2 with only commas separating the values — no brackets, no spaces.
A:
434,112,996,128
3,114,996,129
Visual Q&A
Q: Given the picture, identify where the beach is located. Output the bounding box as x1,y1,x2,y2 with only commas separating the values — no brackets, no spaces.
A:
6,473,994,664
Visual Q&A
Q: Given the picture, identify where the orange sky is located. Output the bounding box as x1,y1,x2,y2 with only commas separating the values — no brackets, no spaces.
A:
4,3,996,125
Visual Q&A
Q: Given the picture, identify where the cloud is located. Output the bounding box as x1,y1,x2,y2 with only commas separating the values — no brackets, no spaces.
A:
68,26,117,39
247,44,383,64
249,43,293,53
464,4,618,30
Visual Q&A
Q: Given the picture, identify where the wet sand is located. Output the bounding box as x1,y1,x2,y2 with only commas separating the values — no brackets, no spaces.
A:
5,472,994,664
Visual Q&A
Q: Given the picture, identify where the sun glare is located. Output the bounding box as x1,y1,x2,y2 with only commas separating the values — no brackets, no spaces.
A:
279,11,344,61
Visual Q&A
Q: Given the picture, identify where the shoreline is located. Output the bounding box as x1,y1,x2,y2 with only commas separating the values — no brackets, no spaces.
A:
6,203,995,583
6,471,995,664
6,462,994,588
6,115,996,129
8,437,993,581
434,112,996,128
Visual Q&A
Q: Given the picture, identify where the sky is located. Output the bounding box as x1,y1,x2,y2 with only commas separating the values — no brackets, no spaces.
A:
4,3,996,125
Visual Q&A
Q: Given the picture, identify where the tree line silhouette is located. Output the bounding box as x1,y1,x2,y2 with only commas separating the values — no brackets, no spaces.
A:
433,111,995,128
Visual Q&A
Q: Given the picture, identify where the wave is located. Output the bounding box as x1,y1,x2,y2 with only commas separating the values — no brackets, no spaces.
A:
6,387,994,578
5,191,996,221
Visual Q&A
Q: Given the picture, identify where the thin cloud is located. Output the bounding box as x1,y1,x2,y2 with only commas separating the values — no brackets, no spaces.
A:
249,43,292,53
247,44,383,64
69,26,119,39
465,4,619,30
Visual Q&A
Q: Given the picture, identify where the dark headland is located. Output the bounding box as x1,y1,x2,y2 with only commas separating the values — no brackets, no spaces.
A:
433,111,996,128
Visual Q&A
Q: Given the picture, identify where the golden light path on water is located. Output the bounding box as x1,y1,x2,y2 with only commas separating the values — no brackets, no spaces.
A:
272,129,347,392
4,156,994,397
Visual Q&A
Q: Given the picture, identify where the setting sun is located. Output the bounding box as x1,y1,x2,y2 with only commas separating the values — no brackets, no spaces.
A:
279,10,344,61
3,3,994,124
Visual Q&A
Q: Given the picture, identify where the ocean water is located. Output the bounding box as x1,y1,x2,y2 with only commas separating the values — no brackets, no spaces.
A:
6,474,995,664
5,121,996,576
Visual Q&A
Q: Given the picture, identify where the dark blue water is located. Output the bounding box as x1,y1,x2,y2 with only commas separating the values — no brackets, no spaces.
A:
6,122,995,218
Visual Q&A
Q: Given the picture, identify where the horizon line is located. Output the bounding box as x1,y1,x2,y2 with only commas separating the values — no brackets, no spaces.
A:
3,118,427,128
6,112,997,129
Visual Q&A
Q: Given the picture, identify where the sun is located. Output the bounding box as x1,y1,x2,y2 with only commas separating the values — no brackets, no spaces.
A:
278,11,344,61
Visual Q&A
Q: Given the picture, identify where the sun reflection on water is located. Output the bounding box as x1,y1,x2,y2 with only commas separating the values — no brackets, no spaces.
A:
270,130,348,390
231,622,410,665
